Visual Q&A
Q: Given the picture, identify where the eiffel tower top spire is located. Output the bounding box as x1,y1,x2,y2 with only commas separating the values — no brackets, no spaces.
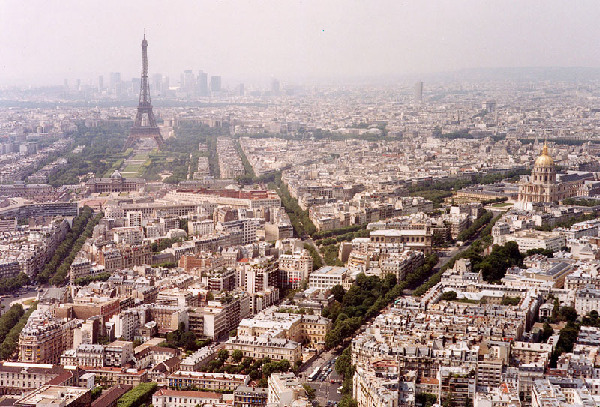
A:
139,33,151,106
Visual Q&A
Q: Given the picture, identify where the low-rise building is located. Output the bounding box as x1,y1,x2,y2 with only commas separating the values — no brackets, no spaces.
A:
14,385,91,407
234,385,268,407
575,287,600,317
353,366,398,407
268,373,309,407
19,310,81,364
152,388,222,407
309,266,351,290
0,362,69,395
225,335,302,363
167,371,249,391
494,230,565,253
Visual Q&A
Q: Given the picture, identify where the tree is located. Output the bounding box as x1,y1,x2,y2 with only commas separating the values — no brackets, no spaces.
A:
91,386,103,401
218,349,229,362
116,382,157,407
277,359,290,372
232,350,244,363
582,311,600,327
181,331,197,351
440,291,458,301
331,285,345,303
550,321,581,367
335,346,353,378
263,362,276,377
540,322,554,342
303,384,316,400
558,306,578,322
338,395,358,407
416,394,437,407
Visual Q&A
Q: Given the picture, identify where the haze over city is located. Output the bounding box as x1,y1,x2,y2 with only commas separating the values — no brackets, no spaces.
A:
3,3,600,407
3,0,600,86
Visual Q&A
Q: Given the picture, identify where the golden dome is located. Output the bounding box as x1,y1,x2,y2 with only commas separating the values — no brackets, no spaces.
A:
534,142,554,167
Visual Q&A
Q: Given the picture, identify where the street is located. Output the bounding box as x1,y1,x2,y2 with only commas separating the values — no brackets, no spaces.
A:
300,348,344,406
0,287,38,315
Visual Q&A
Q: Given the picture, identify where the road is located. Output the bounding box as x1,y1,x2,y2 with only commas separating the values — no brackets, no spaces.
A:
304,237,326,267
0,287,38,315
432,232,482,271
299,348,344,406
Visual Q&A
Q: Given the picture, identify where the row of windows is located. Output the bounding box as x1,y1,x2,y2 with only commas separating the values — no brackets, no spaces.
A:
372,236,428,243
0,380,40,387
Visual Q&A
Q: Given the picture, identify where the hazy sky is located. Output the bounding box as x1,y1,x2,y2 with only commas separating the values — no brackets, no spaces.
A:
2,0,600,86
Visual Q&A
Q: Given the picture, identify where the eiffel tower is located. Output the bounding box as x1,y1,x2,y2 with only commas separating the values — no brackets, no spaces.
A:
126,34,164,149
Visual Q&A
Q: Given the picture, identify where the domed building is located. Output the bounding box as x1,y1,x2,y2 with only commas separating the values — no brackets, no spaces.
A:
517,142,592,206
85,169,146,193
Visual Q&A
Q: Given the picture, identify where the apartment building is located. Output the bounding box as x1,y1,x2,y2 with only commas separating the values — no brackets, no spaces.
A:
308,266,350,290
353,366,398,407
494,230,565,253
369,229,433,255
379,250,424,281
14,385,91,407
0,260,21,279
105,341,134,367
0,362,69,395
60,344,105,367
279,250,313,290
19,311,81,364
167,371,249,391
179,345,220,372
511,342,553,367
237,311,331,350
437,367,476,407
81,366,147,387
575,287,600,317
153,388,222,407
225,335,302,363
234,385,268,407
97,244,152,272
268,373,309,407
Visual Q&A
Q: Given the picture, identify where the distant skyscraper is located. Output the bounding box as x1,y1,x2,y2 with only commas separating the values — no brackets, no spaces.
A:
182,69,196,93
131,78,141,94
198,71,208,96
210,75,221,93
414,81,423,103
152,73,163,96
162,76,170,95
110,72,122,96
109,72,121,88
97,75,104,91
271,78,280,94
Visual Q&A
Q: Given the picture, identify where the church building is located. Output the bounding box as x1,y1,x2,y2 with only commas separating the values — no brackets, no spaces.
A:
517,142,594,207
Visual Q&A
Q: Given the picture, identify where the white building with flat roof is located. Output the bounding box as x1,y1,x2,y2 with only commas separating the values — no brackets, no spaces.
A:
494,230,565,253
268,373,310,407
308,266,350,290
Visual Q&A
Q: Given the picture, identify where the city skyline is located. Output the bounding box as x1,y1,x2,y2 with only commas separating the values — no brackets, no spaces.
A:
2,0,600,86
